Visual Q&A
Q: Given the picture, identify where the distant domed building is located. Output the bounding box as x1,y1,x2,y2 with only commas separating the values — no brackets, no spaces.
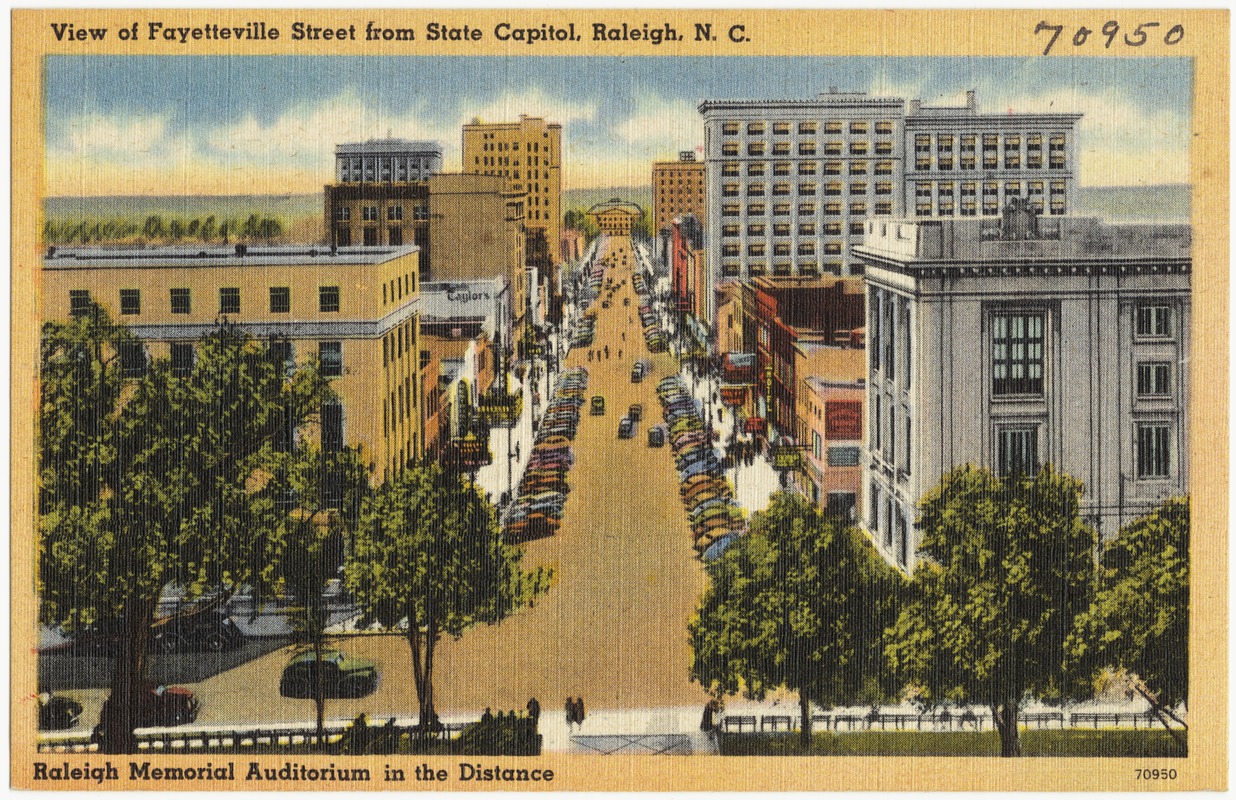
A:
586,198,644,236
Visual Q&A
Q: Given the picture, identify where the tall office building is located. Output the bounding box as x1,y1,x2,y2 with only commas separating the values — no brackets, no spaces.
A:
698,90,1082,314
462,115,562,271
653,151,706,233
854,207,1190,570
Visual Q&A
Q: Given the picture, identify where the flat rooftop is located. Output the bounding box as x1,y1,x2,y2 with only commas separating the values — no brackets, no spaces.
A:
43,244,420,270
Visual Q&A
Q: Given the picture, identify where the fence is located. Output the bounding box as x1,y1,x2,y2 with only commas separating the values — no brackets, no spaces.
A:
719,709,1181,736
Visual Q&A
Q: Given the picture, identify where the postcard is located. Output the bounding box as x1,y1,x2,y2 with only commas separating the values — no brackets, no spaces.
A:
11,7,1228,791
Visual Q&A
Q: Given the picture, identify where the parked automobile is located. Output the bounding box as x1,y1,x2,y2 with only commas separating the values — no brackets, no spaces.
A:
590,396,606,415
151,610,245,654
647,425,666,448
38,693,83,730
631,363,645,383
95,683,199,732
628,403,643,422
279,650,379,699
618,417,636,439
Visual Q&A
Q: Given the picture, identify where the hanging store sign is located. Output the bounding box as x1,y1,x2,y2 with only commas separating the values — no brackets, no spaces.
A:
719,384,748,407
770,445,804,471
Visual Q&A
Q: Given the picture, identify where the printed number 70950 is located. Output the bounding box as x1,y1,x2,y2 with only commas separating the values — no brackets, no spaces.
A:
1135,769,1178,780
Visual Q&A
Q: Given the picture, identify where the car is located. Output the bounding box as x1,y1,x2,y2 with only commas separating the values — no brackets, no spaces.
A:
280,650,379,699
151,609,245,654
95,683,199,734
618,417,635,439
631,363,645,383
647,425,666,448
628,403,643,422
623,296,630,306
38,693,83,730
590,396,606,415
602,300,611,309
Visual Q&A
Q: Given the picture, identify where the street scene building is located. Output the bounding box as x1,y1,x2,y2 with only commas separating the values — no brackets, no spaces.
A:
698,90,1081,286
43,244,425,483
653,151,707,233
855,204,1190,569
324,138,439,254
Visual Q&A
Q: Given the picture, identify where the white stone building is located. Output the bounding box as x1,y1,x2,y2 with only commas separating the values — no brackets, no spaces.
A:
854,206,1190,570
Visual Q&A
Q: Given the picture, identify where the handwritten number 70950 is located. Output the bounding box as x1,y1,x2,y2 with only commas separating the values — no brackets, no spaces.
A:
1035,21,1185,55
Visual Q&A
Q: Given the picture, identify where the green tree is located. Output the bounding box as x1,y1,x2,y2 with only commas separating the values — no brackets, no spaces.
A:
1067,497,1188,748
39,312,333,752
141,214,165,240
168,218,186,241
690,491,901,749
274,443,370,747
886,465,1096,757
200,216,218,242
347,463,552,736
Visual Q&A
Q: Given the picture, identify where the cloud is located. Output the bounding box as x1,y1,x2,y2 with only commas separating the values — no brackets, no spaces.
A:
613,95,700,147
56,112,169,159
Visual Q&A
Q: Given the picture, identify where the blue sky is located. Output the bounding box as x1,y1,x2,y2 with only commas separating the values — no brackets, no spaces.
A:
45,55,1192,195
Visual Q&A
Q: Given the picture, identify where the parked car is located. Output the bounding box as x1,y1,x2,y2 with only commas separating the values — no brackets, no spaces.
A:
628,403,643,422
590,396,606,415
95,683,199,732
618,417,636,439
38,693,83,730
151,610,245,654
647,425,666,448
631,363,645,383
280,650,379,699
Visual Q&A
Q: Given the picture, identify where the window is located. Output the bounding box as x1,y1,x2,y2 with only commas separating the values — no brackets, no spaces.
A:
747,142,766,156
722,162,740,176
747,122,765,135
322,402,344,452
319,342,343,377
773,122,790,135
849,202,867,216
875,202,893,215
388,205,403,221
1137,362,1171,396
269,287,291,313
748,203,766,216
335,206,351,221
747,162,766,177
798,142,817,156
802,203,819,216
772,142,791,156
722,203,740,217
119,342,147,378
747,183,765,197
849,141,869,156
992,312,1044,395
797,242,816,256
798,183,817,196
747,243,766,256
170,342,194,377
170,288,191,315
1137,424,1171,478
824,222,842,235
798,121,817,135
219,287,240,315
1136,305,1172,337
772,183,791,196
319,285,340,313
823,161,842,176
798,223,816,236
773,203,791,216
721,143,740,156
721,224,740,237
849,161,867,176
747,223,766,237
119,289,140,316
69,289,92,318
849,222,866,235
876,120,894,135
998,427,1039,477
826,445,860,468
269,340,294,377
362,206,379,221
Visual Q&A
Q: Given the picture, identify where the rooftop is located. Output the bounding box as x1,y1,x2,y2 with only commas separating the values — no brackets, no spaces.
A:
43,244,420,270
336,138,443,156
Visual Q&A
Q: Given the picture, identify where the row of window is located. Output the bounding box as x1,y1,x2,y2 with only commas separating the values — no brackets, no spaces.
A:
722,201,894,219
722,120,897,136
913,153,1066,171
722,223,858,238
719,260,857,278
70,286,341,317
721,141,895,158
475,137,548,153
913,132,1067,153
335,204,429,222
336,156,437,183
112,339,345,381
722,161,897,177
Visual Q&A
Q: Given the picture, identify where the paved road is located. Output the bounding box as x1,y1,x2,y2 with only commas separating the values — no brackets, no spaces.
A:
47,235,712,732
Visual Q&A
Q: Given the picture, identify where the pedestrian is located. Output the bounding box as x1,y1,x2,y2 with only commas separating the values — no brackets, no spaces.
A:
621,331,626,342
526,697,541,725
604,345,610,359
565,697,576,731
618,349,623,360
588,349,593,362
576,697,586,727
481,707,494,724
515,442,521,460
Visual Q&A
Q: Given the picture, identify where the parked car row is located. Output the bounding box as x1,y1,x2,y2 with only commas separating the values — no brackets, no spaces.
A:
505,366,590,543
656,377,746,557
632,272,668,353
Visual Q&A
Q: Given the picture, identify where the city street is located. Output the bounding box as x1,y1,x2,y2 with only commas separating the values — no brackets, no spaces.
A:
47,235,716,735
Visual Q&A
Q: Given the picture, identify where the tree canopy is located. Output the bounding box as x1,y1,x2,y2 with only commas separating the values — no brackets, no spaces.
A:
886,465,1097,757
347,462,552,733
1067,497,1189,744
690,490,901,748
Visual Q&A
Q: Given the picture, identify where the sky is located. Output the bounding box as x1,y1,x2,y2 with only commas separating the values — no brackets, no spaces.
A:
44,55,1192,196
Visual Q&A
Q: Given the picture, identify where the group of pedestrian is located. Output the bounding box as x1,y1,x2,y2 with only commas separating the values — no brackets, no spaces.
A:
565,696,586,731
731,441,757,467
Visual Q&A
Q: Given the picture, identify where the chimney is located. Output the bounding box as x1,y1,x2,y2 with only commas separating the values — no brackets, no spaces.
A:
966,90,977,111
909,99,921,115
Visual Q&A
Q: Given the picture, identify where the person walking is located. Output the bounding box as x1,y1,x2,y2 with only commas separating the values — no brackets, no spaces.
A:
565,697,576,732
526,697,541,725
617,349,622,360
604,345,610,359
575,697,586,728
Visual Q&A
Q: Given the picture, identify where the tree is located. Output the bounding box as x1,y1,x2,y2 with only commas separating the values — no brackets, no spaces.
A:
347,463,552,736
1066,497,1188,748
274,443,370,747
39,312,333,752
141,214,165,239
886,465,1096,757
200,216,218,242
689,491,901,749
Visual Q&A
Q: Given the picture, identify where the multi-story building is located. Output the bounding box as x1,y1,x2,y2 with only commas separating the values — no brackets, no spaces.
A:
462,115,562,280
586,198,644,236
698,90,1081,321
670,214,707,322
323,138,440,260
43,244,424,484
798,372,865,520
427,173,528,336
741,276,865,437
653,151,707,233
854,205,1190,570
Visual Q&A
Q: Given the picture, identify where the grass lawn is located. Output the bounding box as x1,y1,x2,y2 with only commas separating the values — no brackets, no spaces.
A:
720,729,1186,758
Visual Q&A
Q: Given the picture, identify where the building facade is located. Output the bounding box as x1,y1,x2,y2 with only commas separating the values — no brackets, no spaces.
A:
698,90,1081,295
44,244,425,484
670,214,707,321
586,199,644,236
799,375,865,520
653,151,707,233
854,208,1190,570
462,115,562,269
